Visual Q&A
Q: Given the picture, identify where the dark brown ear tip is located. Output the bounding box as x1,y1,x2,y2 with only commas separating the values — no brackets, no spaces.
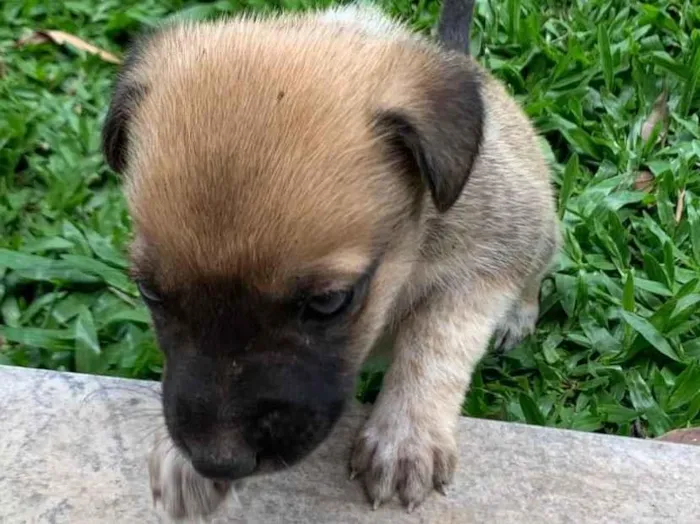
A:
432,186,463,213
373,59,484,214
101,29,159,174
102,103,127,173
102,80,148,174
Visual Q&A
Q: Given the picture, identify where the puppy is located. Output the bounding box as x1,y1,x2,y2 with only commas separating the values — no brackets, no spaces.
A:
103,0,559,517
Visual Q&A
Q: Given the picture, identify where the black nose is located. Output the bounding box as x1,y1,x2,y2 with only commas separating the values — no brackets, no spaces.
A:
190,448,257,480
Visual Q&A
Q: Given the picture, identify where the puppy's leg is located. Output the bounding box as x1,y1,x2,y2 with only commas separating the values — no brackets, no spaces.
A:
149,428,231,520
494,223,559,352
492,275,542,352
351,284,516,510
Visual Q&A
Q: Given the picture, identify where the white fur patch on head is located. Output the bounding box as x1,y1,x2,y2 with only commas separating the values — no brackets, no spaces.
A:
314,3,417,42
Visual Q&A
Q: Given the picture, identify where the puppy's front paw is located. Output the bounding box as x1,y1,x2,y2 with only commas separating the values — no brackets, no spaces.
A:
493,299,539,352
350,412,457,512
149,432,231,521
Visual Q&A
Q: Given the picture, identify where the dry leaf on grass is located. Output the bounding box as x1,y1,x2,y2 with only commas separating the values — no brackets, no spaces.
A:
633,170,655,193
16,29,121,64
15,32,50,47
656,427,700,446
640,89,669,144
675,188,686,223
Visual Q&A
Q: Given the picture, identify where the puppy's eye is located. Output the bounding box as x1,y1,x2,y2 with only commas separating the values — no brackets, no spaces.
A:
137,281,162,304
304,289,354,319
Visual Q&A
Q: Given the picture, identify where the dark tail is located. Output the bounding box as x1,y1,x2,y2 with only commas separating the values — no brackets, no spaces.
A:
437,0,476,54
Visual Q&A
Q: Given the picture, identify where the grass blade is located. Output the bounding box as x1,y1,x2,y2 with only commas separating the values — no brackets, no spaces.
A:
558,153,578,219
0,326,75,351
679,34,700,117
621,311,680,362
60,255,134,293
74,308,102,373
668,362,700,410
626,370,671,436
519,393,546,426
598,24,614,91
622,271,635,312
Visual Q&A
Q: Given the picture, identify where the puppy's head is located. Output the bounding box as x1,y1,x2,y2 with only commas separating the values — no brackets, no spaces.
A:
104,16,482,480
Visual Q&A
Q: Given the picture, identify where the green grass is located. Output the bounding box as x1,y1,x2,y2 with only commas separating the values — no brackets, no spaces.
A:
1,0,699,439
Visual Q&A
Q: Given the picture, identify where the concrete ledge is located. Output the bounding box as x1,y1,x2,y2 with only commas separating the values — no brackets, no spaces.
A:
2,365,700,523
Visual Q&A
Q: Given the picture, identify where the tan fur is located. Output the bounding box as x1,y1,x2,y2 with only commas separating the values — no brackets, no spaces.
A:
124,13,441,294
126,4,559,517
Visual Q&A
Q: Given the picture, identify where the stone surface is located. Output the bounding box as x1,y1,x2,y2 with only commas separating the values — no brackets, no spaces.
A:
2,365,700,523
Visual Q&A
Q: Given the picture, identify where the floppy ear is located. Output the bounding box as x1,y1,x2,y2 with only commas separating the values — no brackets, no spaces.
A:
374,57,484,213
102,34,152,174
